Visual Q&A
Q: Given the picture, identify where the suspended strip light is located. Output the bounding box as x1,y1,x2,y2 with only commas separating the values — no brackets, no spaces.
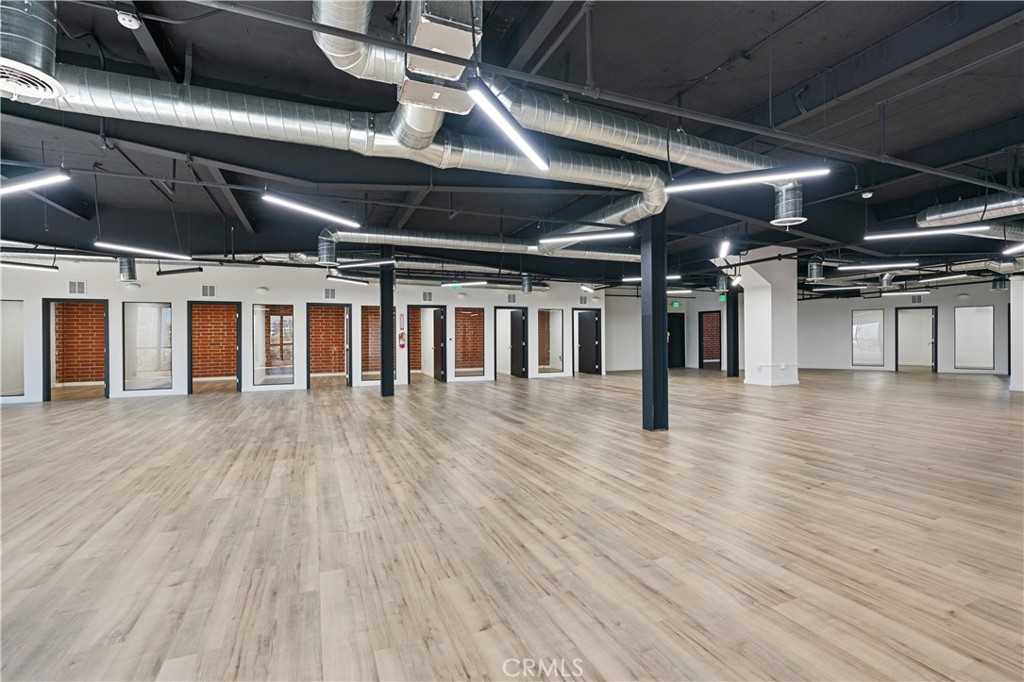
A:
334,259,397,269
580,284,595,293
622,274,682,282
667,289,694,295
0,168,70,197
156,267,204,276
441,280,488,288
811,285,869,292
863,225,990,241
665,166,830,194
836,261,918,271
1003,243,1024,256
881,290,931,297
262,193,361,229
0,260,59,271
326,273,369,285
718,240,730,259
918,273,970,284
730,275,743,287
538,229,634,245
93,240,191,261
467,77,549,171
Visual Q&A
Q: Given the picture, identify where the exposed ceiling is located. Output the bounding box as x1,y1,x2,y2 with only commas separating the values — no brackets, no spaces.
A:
2,0,1022,290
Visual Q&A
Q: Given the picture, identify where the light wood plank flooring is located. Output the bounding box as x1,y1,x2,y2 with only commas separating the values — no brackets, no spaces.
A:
2,370,1022,681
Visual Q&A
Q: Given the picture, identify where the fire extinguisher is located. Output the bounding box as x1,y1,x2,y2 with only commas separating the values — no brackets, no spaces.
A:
399,331,406,349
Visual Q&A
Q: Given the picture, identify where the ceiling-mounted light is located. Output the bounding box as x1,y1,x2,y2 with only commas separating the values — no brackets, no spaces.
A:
730,275,742,287
665,166,830,194
93,240,191,261
863,225,991,241
836,261,918,271
580,284,595,293
918,273,970,284
256,286,270,294
622,274,682,282
538,229,634,245
1003,243,1024,256
116,10,142,30
262,193,361,229
0,168,71,197
441,280,487,288
334,259,397,269
156,266,204,276
326,273,369,285
0,260,59,271
811,285,869,292
881,290,931,297
861,189,874,199
467,77,549,171
718,240,730,259
667,289,694,295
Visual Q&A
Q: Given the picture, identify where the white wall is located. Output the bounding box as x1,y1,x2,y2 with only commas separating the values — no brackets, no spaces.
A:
897,308,933,366
0,262,601,403
419,307,434,376
495,308,511,375
1011,278,1023,392
797,281,1011,374
1,300,25,396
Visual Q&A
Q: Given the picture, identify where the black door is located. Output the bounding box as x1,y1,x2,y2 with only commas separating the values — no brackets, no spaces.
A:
433,307,446,382
668,313,685,368
577,310,600,374
510,309,528,378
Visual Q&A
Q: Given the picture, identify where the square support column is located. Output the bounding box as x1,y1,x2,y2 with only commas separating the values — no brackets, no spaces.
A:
379,246,395,397
1011,276,1023,392
726,288,740,377
738,246,799,386
641,213,668,430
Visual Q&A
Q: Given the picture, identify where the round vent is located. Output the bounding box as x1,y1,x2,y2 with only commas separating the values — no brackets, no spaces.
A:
0,57,64,100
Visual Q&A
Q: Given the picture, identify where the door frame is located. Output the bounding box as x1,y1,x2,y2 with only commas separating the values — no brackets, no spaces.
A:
698,310,722,369
42,298,109,402
493,306,529,379
187,301,242,394
571,307,602,376
894,305,938,373
406,304,447,383
668,311,686,369
306,302,352,390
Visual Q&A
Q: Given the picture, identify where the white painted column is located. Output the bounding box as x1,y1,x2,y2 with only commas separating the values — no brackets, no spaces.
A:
1010,277,1023,392
735,246,799,386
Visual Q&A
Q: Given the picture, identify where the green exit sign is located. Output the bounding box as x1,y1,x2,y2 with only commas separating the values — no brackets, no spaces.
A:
719,294,727,302
672,301,680,308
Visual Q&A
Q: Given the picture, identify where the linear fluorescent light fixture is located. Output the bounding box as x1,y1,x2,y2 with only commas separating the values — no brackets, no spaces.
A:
881,290,931,297
811,285,869,292
0,168,71,197
156,266,204,276
1003,242,1024,256
665,166,830,194
538,229,634,245
918,273,969,284
864,225,991,241
718,240,730,259
836,261,918,271
667,289,693,295
622,274,682,282
441,280,488,288
467,77,549,171
327,273,369,285
334,259,396,269
262,193,361,229
93,240,191,261
730,275,743,287
0,259,59,271
580,284,595,293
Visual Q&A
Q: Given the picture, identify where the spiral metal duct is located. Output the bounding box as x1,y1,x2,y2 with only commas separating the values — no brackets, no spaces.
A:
917,191,1024,228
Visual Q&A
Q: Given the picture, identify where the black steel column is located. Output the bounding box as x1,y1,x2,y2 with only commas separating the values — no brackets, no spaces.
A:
726,288,740,377
641,213,668,430
379,246,395,397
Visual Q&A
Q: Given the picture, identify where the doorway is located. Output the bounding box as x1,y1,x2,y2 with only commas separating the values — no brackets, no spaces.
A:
42,298,109,402
896,306,938,372
494,306,528,378
408,305,447,383
538,309,564,373
668,312,685,368
573,308,601,375
307,303,351,389
188,301,241,394
698,310,721,369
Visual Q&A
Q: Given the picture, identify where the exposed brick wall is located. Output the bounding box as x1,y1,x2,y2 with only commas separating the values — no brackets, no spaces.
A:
191,303,237,378
538,309,550,366
702,311,721,362
54,301,105,383
361,306,395,373
260,304,294,368
454,307,484,369
408,307,421,371
309,305,346,374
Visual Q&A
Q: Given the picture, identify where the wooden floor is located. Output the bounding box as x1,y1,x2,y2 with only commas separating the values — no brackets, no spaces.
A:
2,370,1022,681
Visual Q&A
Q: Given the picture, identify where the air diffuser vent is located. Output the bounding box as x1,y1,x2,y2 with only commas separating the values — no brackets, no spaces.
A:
507,294,516,303
0,1,65,100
